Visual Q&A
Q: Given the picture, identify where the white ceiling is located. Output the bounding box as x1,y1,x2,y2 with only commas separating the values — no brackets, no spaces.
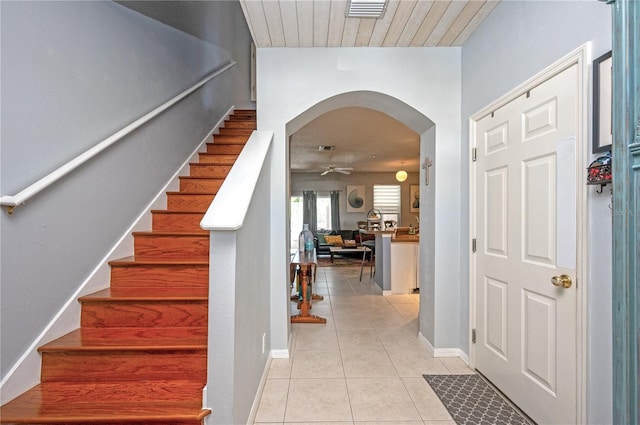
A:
290,107,420,173
239,0,501,173
239,0,500,48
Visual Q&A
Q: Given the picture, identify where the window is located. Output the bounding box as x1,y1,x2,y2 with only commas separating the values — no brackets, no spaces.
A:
316,195,331,230
373,185,401,224
291,196,303,248
290,194,333,248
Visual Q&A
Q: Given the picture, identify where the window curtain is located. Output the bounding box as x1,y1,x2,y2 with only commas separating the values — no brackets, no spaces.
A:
302,190,317,233
330,190,341,230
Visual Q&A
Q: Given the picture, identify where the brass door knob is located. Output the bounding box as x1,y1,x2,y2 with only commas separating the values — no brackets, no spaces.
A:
551,274,572,289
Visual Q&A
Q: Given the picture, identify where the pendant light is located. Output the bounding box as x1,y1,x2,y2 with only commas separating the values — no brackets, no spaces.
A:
395,162,407,182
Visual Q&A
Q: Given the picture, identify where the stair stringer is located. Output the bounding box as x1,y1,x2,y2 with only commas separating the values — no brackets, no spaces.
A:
0,106,235,405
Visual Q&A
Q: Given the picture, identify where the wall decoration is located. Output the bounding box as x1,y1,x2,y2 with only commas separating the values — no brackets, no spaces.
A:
593,50,613,153
587,152,612,193
422,156,433,185
410,185,420,212
346,185,365,212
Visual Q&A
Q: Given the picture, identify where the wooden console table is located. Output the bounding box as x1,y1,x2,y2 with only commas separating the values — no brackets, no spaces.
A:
290,249,326,324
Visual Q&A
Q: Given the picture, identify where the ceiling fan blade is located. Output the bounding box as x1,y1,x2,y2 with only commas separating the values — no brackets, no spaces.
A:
336,169,351,174
321,169,331,176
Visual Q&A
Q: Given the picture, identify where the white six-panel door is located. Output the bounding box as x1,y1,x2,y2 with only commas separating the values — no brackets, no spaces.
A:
474,64,578,425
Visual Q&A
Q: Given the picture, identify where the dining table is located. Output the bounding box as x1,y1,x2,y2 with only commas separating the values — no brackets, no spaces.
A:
290,249,326,324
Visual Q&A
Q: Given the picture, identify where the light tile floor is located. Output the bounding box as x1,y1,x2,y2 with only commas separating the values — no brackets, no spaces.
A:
253,265,474,425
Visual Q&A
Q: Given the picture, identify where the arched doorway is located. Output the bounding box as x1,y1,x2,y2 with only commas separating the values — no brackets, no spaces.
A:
285,90,437,346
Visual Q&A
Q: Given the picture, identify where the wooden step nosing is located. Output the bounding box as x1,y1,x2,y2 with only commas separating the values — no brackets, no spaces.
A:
167,192,217,195
151,210,205,215
188,163,232,167
178,176,225,181
166,191,217,195
0,411,211,423
132,231,209,237
39,344,207,353
108,257,209,266
79,295,208,302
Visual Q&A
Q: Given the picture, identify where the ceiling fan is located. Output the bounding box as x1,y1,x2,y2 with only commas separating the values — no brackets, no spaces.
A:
321,165,353,176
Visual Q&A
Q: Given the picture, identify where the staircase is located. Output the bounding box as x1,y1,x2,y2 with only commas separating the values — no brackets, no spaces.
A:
0,110,256,424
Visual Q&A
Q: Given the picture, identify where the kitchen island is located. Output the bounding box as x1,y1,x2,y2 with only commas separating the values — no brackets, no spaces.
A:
368,228,420,295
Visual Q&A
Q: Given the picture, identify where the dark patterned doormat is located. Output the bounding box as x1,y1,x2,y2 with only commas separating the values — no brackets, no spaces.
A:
423,374,535,425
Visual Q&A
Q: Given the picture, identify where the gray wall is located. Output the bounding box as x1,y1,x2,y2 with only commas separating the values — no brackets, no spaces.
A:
0,0,251,380
460,1,612,423
118,1,255,110
291,171,420,230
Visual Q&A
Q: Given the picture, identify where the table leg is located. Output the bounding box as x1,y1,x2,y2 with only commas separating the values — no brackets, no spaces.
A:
291,265,326,324
310,264,323,301
291,265,323,302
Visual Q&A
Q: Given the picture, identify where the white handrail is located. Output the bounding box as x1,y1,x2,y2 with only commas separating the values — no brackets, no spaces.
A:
0,60,237,214
200,130,273,231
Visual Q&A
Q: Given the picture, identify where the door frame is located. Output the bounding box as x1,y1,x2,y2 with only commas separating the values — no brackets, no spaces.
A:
608,1,640,422
468,43,590,424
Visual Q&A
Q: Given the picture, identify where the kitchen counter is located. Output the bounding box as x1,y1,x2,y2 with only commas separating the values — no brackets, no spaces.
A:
392,235,420,242
372,227,420,295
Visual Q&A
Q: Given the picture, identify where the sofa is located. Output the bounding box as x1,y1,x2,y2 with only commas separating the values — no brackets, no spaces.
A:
314,229,375,257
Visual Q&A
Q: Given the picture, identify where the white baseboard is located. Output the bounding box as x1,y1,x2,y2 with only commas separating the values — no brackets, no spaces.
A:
433,347,464,358
0,107,233,405
418,331,435,355
246,332,292,423
270,330,293,359
458,350,470,365
418,332,470,365
382,290,393,296
271,349,290,359
246,353,272,425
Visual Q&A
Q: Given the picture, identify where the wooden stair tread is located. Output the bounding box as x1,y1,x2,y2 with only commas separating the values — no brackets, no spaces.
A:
79,287,208,301
109,256,208,266
188,162,232,167
167,190,217,195
217,128,253,135
39,328,207,352
132,231,208,237
178,176,225,181
197,154,238,165
166,191,216,195
223,122,256,128
197,153,239,158
229,114,255,117
0,381,210,423
151,210,205,214
207,138,247,144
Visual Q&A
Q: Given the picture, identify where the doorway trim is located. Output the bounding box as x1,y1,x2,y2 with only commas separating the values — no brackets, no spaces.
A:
285,90,438,348
468,43,589,424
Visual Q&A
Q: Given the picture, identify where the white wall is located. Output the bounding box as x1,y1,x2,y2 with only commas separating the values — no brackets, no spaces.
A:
461,1,612,423
257,47,462,351
0,0,251,395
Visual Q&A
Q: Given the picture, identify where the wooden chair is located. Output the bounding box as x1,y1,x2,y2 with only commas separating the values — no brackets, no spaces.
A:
359,229,375,281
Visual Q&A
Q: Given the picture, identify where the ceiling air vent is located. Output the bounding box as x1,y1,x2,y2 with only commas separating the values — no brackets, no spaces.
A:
318,145,336,151
346,0,387,18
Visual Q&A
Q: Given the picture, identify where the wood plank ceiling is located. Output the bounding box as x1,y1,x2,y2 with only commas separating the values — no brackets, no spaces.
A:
239,0,500,48
239,0,502,174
